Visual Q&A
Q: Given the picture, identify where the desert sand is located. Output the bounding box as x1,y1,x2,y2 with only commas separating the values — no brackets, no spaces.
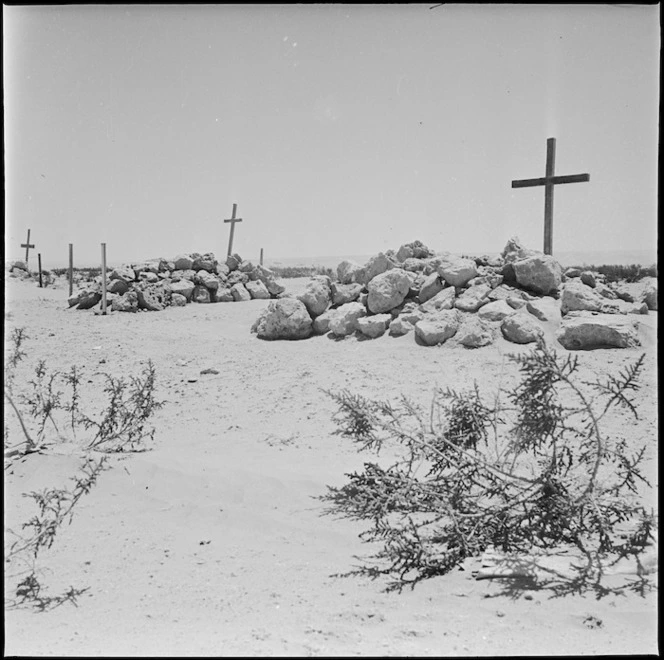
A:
4,274,658,657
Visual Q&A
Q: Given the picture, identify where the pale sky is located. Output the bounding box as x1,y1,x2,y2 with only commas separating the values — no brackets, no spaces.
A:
3,4,660,268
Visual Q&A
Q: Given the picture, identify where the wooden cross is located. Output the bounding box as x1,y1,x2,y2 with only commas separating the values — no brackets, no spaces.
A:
21,229,35,266
224,203,243,256
512,138,590,255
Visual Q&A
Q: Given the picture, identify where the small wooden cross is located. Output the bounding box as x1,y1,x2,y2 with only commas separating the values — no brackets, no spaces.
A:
21,229,35,266
512,138,590,255
224,203,243,256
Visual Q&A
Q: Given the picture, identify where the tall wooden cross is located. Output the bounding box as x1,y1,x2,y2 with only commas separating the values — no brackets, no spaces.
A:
224,202,243,256
511,138,590,255
21,229,35,266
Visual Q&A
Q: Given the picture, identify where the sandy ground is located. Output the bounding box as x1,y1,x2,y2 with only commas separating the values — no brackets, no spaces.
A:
3,275,659,657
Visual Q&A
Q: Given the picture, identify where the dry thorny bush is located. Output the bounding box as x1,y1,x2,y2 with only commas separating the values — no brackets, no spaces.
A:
321,339,657,595
4,327,163,610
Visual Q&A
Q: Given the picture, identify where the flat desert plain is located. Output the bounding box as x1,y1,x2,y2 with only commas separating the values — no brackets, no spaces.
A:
4,275,658,657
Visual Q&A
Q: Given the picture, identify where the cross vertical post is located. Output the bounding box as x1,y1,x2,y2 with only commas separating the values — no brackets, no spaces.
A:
69,244,74,297
21,229,35,268
260,248,264,266
511,137,590,256
38,253,43,287
224,203,243,257
544,138,555,256
101,243,108,315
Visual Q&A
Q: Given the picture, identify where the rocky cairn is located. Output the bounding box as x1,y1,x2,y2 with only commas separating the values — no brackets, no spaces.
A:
250,238,656,349
65,252,286,313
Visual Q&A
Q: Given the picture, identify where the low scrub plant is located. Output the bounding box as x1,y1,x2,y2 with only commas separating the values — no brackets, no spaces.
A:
4,329,163,610
321,340,656,593
574,263,658,284
5,456,109,611
270,265,336,280
4,329,162,455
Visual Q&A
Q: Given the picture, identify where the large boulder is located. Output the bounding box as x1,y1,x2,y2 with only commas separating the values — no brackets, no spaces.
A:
395,240,433,262
561,279,620,315
367,269,411,314
10,260,28,272
111,291,138,312
173,254,193,271
414,310,459,346
192,285,211,304
389,316,415,337
253,299,313,340
329,302,367,337
297,276,332,318
216,263,231,278
525,297,562,323
595,282,618,300
501,312,544,344
312,309,335,335
245,280,271,300
501,236,538,264
487,283,534,304
107,278,129,295
214,287,234,303
331,282,363,306
437,256,478,288
556,313,640,350
230,283,251,302
138,271,160,284
137,284,169,311
418,273,445,304
337,260,364,285
454,283,491,312
226,253,242,272
613,284,635,303
512,255,562,295
477,299,515,322
456,316,493,348
357,252,397,286
195,270,220,291
76,289,102,310
228,270,249,286
135,260,160,274
192,253,216,272
170,279,195,302
580,271,596,288
253,264,284,295
11,266,32,279
110,266,136,283
419,287,456,314
356,314,391,339
401,257,428,272
642,279,658,310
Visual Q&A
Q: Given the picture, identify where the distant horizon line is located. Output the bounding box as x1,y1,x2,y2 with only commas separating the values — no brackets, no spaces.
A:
15,246,658,271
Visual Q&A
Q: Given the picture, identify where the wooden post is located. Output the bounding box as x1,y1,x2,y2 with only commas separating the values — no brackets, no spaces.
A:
101,243,108,315
224,203,243,256
21,229,35,268
511,137,590,256
260,248,264,266
38,253,43,287
68,244,74,296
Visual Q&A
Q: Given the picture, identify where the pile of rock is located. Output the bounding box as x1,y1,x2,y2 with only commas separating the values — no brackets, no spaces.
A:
8,260,55,287
251,238,656,351
67,252,286,312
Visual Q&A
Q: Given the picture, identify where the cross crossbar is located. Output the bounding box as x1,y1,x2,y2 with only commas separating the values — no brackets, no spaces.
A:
511,138,589,255
512,173,590,188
